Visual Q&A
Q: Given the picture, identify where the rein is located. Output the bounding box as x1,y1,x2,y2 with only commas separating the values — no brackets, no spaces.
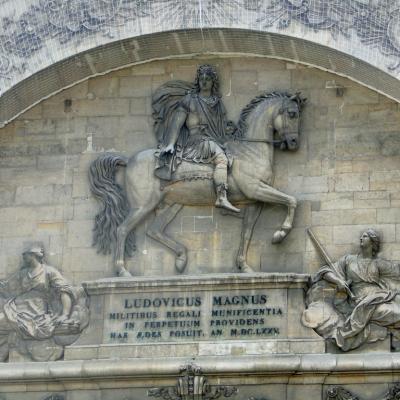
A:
234,137,284,145
233,98,299,147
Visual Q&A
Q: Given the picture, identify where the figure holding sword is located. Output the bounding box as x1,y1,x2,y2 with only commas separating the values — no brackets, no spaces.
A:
306,228,355,299
303,228,400,351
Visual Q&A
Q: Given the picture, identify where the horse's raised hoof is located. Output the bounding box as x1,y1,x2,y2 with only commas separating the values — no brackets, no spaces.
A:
116,266,132,278
240,264,255,273
237,257,255,273
271,228,290,244
175,251,188,274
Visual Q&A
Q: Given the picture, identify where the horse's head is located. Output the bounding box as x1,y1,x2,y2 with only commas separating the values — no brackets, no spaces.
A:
273,93,306,151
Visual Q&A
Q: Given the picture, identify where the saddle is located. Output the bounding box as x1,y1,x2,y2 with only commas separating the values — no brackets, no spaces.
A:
166,160,214,185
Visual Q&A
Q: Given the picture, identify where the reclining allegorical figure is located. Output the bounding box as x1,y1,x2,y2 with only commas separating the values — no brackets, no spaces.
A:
302,229,400,351
0,245,89,361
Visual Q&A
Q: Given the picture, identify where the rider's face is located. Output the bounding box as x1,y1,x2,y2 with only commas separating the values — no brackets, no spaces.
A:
198,73,213,92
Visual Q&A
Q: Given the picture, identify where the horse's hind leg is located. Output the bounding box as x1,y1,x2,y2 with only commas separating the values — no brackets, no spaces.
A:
115,202,159,277
147,203,187,273
236,203,263,273
254,182,297,244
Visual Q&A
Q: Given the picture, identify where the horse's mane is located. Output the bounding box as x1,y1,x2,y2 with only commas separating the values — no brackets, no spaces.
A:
236,91,294,138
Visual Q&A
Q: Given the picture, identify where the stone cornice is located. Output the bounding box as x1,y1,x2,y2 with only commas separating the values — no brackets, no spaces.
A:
1,354,400,384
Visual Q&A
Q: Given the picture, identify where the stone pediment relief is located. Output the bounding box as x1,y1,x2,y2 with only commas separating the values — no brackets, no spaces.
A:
89,64,306,277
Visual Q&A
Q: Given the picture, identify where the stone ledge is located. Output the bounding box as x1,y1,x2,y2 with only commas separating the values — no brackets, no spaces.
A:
1,353,400,382
83,273,311,294
64,339,325,360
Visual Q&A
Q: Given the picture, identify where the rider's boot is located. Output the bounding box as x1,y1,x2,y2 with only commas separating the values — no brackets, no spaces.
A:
214,155,240,213
215,184,240,213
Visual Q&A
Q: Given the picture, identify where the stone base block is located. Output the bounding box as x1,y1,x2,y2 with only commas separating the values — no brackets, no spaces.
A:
68,273,321,359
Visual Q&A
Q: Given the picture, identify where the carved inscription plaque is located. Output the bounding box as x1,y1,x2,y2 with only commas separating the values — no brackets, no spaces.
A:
104,289,286,343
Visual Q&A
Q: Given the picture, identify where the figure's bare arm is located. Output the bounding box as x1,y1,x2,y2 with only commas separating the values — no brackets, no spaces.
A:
161,109,187,154
323,271,354,298
56,292,72,323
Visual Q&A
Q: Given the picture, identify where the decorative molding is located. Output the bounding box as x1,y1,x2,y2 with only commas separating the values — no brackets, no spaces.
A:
148,363,238,400
43,395,65,400
326,384,400,400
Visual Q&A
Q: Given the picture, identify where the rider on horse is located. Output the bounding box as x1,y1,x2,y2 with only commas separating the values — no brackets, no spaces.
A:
153,64,240,213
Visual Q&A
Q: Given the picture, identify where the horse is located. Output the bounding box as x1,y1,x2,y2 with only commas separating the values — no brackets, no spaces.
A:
89,92,305,277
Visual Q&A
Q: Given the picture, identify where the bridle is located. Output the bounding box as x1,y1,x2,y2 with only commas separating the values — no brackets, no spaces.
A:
234,99,300,147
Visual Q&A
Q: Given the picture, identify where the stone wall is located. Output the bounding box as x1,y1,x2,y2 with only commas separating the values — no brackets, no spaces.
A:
1,56,399,283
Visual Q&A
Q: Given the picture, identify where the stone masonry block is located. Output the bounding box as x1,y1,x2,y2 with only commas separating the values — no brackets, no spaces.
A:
130,97,149,115
72,172,91,199
88,76,119,98
0,221,35,237
312,209,376,226
288,175,329,194
119,76,152,97
305,226,333,252
334,173,369,192
0,187,15,206
257,70,291,91
354,191,390,209
15,185,54,206
73,198,98,220
37,154,79,170
370,170,400,191
0,156,36,168
68,247,111,272
231,71,258,94
86,116,120,137
67,220,94,248
74,98,130,117
333,224,396,245
334,105,369,128
319,192,354,210
335,140,380,160
0,205,68,223
291,68,330,89
377,208,400,223
391,193,400,208
132,63,166,75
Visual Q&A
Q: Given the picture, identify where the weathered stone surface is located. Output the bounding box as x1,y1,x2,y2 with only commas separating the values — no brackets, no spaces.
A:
68,273,321,359
0,56,399,288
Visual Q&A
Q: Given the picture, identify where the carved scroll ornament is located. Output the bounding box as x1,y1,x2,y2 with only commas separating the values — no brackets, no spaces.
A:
327,384,400,400
148,363,238,400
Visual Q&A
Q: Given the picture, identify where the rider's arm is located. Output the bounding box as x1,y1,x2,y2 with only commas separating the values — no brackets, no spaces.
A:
166,108,187,147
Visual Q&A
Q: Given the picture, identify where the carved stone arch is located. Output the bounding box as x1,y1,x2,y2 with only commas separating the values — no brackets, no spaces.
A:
1,27,400,127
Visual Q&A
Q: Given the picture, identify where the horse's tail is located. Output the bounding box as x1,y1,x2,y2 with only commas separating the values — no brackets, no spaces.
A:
88,153,136,257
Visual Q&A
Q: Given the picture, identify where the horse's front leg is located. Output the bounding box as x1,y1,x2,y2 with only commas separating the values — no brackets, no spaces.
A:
253,183,297,244
236,203,263,273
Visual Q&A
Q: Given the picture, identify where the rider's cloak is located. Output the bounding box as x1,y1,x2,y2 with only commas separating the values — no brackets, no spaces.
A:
152,80,228,180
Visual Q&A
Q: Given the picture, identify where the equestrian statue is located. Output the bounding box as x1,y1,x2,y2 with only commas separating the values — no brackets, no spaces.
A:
89,64,306,277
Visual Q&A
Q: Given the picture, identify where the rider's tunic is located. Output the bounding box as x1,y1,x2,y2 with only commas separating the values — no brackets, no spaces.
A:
176,93,228,163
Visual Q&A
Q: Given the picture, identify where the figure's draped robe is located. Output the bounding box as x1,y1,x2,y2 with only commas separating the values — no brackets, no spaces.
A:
152,81,228,180
311,255,400,350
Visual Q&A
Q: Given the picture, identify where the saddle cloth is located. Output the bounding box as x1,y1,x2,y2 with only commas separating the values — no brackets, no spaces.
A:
168,160,213,184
